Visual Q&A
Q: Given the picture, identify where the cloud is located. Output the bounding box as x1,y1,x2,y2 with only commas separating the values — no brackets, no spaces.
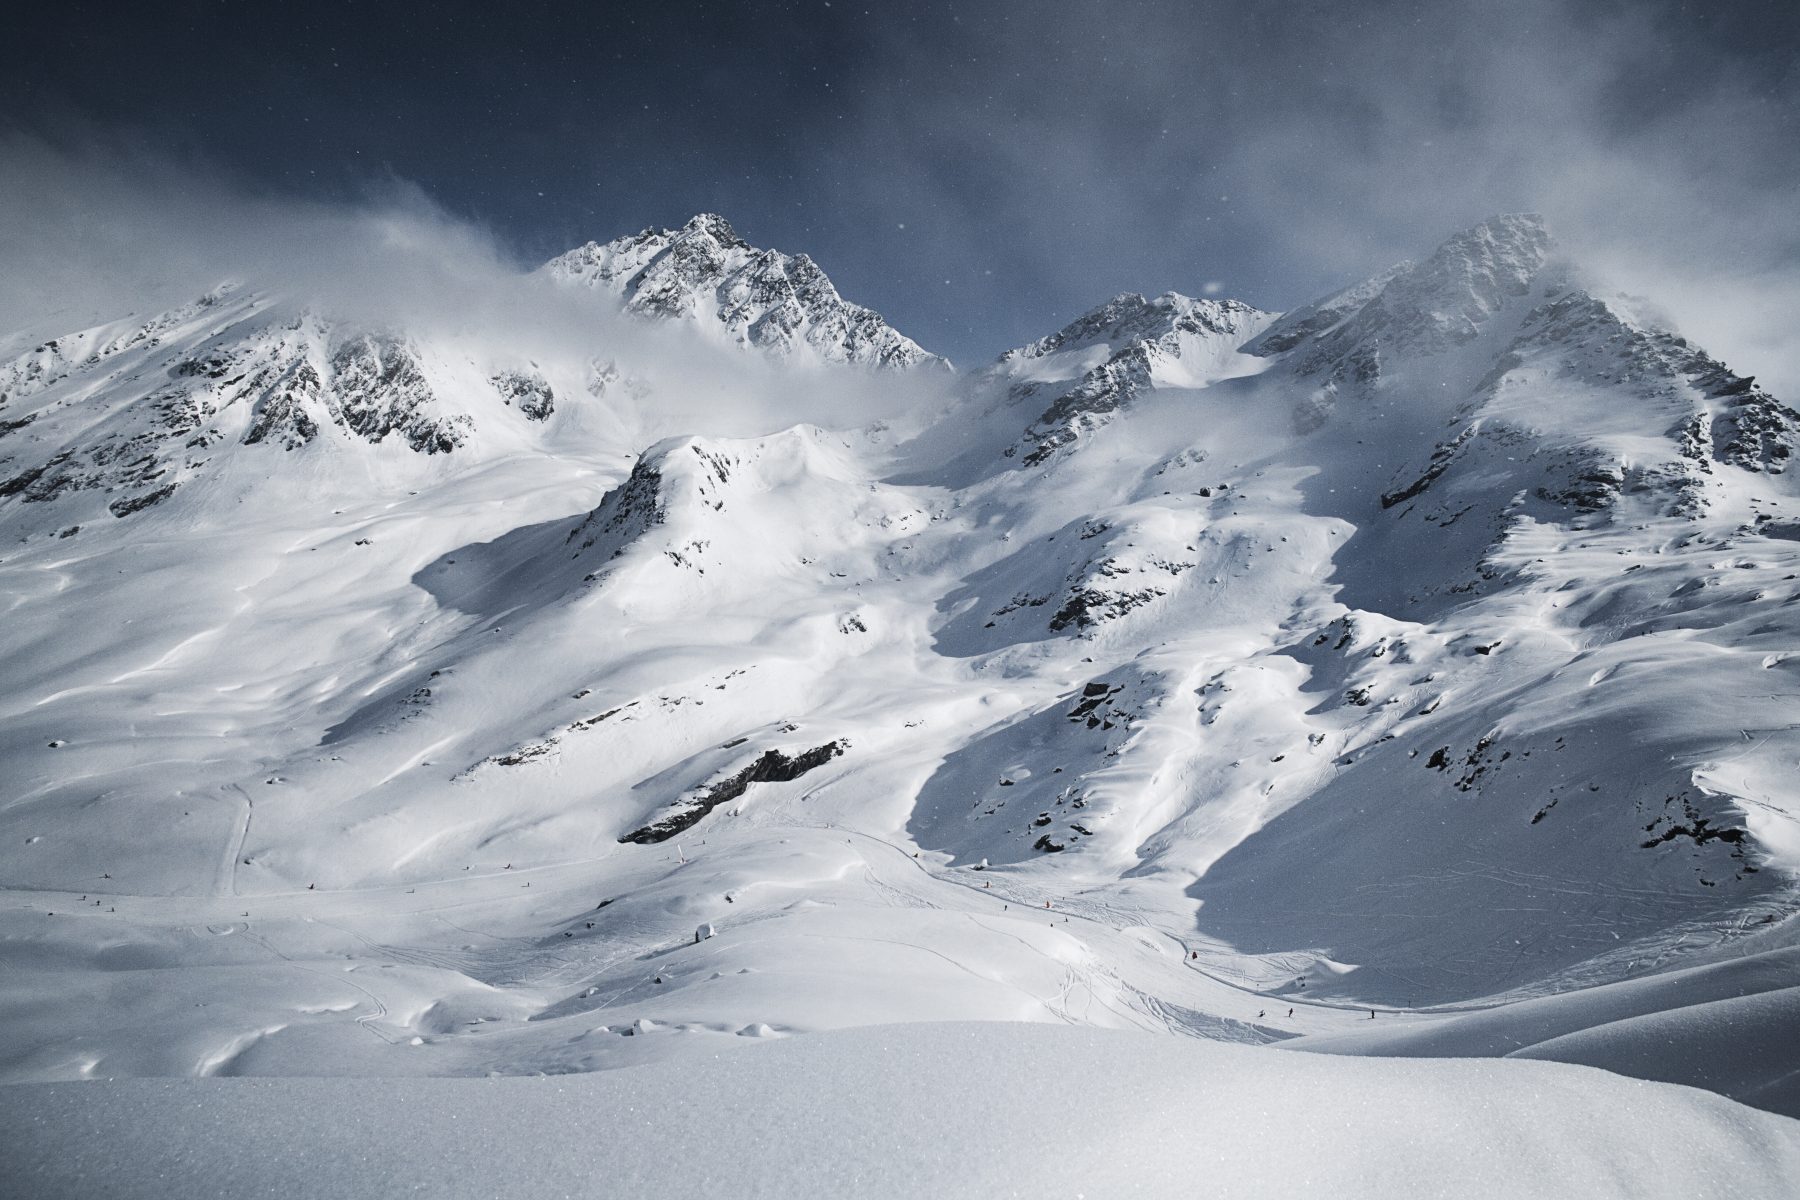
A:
0,133,506,331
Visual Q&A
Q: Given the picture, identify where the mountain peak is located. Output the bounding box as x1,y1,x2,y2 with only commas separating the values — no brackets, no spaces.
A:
543,216,945,371
1262,213,1559,384
980,289,1275,466
1424,212,1553,286
676,212,748,248
1462,210,1548,241
1008,291,1266,366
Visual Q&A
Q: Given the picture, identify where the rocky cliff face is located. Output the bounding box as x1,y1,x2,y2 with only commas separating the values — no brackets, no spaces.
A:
0,303,487,522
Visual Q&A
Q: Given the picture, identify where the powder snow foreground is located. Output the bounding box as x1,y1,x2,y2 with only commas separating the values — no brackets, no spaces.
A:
5,1022,1797,1199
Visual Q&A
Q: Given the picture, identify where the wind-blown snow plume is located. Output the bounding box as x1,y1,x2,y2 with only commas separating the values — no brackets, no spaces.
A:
0,136,953,443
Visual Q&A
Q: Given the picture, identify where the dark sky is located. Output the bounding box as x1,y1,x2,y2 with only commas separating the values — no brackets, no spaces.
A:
6,0,1798,371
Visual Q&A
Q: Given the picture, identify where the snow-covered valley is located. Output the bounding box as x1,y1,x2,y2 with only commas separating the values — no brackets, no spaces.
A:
3,211,1799,1191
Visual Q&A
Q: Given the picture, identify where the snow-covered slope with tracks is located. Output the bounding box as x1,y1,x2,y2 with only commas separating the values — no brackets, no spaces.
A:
2,214,1798,1167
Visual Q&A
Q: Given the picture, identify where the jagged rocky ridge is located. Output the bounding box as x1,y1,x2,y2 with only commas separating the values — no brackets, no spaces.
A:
0,302,477,517
544,213,947,371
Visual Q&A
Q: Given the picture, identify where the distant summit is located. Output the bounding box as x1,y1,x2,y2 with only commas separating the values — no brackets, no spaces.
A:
544,214,947,372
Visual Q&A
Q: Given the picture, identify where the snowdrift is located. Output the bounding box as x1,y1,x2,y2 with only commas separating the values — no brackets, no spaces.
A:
7,1022,1798,1200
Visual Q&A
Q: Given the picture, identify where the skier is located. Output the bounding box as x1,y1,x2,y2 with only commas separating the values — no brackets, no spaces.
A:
1287,1008,1294,1018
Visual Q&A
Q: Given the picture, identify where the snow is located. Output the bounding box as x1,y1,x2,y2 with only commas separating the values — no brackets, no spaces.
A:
1293,943,1800,1117
2,211,1799,1189
6,1022,1797,1199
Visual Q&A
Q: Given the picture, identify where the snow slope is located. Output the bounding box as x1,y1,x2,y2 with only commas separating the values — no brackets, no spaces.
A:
2,213,1799,1167
7,1022,1797,1200
1293,942,1800,1117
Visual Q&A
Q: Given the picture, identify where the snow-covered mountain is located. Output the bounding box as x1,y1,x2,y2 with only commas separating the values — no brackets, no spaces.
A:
2,213,1798,1133
0,216,945,529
